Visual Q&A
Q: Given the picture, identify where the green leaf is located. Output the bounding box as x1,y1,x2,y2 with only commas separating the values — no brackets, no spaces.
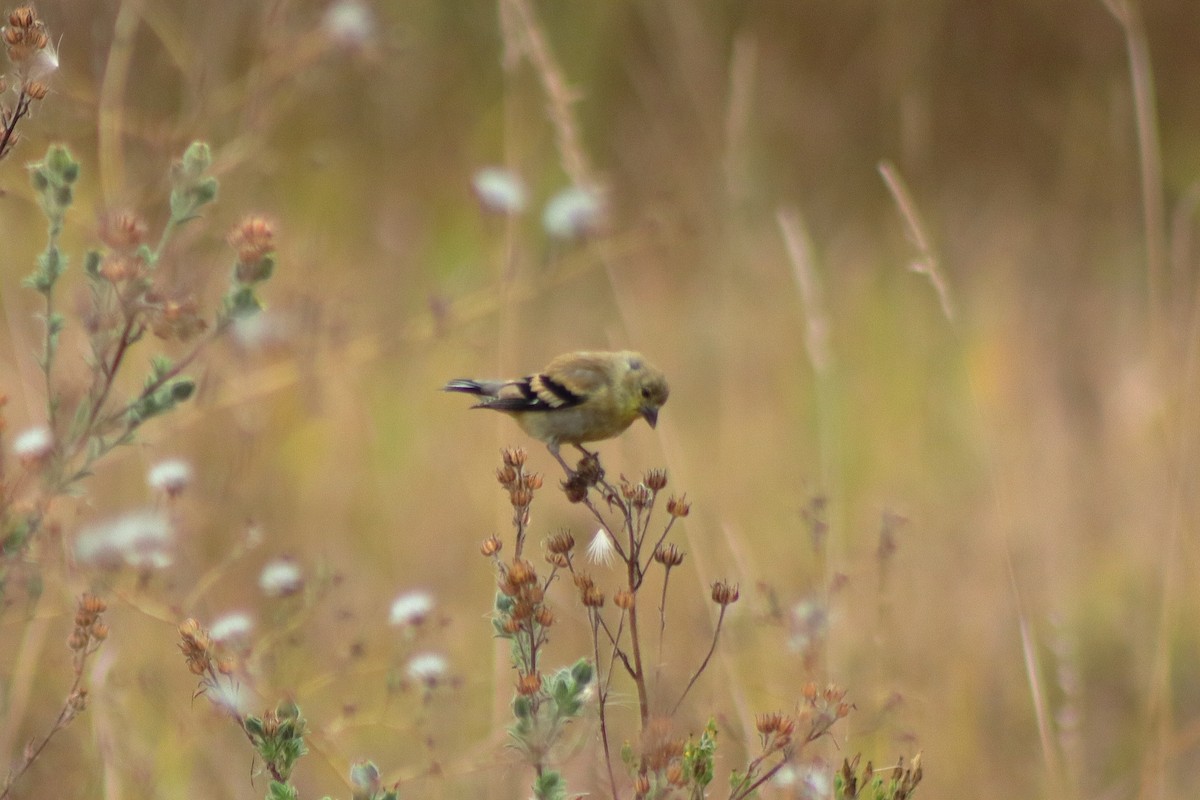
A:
192,176,219,206
180,141,212,176
570,658,594,686
45,145,77,180
148,354,173,382
222,286,263,320
244,715,265,739
168,143,219,221
265,781,298,800
84,249,103,279
29,167,48,191
38,246,62,275
532,770,566,800
170,378,196,402
46,313,65,352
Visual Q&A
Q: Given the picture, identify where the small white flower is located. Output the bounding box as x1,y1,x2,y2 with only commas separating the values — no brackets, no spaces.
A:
772,764,799,787
406,652,448,686
13,426,53,463
797,764,832,799
585,529,617,566
25,35,59,82
389,591,434,627
473,167,527,214
148,459,192,496
542,185,604,239
231,310,293,350
787,599,830,653
209,612,254,644
207,680,249,716
324,0,375,48
74,510,173,569
259,559,303,597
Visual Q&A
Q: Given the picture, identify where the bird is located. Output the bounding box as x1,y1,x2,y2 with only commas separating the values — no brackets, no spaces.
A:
444,350,669,468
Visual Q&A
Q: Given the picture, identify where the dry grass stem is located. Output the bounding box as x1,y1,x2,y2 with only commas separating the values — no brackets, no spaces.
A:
877,160,956,321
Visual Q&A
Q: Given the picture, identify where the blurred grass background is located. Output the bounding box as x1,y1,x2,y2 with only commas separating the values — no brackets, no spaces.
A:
3,0,1200,798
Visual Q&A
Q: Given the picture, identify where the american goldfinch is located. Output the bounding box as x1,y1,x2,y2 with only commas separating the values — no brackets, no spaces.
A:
444,350,669,456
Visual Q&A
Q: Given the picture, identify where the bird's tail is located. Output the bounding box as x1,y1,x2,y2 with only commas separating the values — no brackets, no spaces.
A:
443,379,500,397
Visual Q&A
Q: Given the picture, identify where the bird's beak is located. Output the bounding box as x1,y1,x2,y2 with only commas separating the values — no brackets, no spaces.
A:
641,406,659,428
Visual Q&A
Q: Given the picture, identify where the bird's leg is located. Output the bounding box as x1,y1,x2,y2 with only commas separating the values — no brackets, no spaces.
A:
547,443,576,476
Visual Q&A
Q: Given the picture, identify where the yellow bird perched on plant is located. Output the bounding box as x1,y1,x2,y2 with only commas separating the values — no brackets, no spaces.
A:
444,350,669,463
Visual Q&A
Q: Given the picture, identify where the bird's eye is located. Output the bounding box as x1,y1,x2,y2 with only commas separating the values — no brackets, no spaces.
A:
641,387,651,399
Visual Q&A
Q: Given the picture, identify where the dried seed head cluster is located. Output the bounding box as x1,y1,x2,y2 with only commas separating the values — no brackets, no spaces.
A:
497,558,550,633
501,446,527,468
546,529,574,554
755,711,797,752
667,494,690,518
178,617,238,679
516,671,542,696
68,593,108,671
640,717,686,772
799,681,852,739
839,753,922,800
480,534,502,557
710,580,739,606
644,468,668,492
0,7,54,165
653,542,685,567
497,447,542,539
3,6,48,75
178,617,213,676
1,6,55,161
544,528,575,568
574,572,604,608
562,451,604,503
562,473,588,503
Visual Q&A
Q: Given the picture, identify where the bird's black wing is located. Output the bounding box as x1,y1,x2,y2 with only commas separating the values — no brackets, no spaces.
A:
475,372,585,413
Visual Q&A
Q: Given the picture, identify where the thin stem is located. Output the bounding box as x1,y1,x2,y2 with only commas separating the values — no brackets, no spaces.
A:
872,167,955,322
645,517,679,588
498,0,593,188
0,679,82,800
68,314,139,466
0,88,32,160
105,326,212,425
596,615,634,678
672,605,728,715
656,565,674,667
1102,0,1167,323
152,215,181,266
590,611,619,799
627,580,649,727
729,751,791,800
548,447,629,562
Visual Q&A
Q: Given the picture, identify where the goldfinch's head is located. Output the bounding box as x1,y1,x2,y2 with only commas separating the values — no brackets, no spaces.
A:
621,352,670,428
